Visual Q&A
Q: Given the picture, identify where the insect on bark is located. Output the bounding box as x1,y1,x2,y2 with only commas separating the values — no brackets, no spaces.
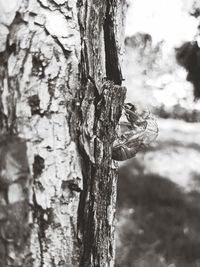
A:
112,103,158,161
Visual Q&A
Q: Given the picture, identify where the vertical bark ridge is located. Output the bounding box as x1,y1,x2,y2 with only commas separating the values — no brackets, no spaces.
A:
77,0,126,266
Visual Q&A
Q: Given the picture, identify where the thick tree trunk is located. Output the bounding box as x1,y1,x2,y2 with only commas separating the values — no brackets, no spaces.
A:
0,0,126,266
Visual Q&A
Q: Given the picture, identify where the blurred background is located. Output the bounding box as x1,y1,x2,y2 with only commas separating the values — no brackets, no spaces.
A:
116,1,200,266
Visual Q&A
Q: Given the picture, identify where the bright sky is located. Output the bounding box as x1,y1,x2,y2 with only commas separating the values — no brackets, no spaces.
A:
126,0,199,49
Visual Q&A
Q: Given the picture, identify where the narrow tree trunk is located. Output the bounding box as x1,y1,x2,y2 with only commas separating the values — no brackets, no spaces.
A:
0,0,126,266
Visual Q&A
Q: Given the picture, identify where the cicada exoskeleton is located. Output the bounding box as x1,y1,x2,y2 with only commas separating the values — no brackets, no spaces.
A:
112,103,158,161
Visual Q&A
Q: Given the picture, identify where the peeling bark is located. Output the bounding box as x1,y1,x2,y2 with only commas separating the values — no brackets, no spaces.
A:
0,0,126,266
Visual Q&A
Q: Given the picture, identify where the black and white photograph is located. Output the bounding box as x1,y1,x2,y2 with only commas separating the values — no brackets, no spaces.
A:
0,0,200,266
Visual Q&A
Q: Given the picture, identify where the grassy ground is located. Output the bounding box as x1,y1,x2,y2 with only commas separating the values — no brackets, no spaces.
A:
116,172,200,267
115,119,200,267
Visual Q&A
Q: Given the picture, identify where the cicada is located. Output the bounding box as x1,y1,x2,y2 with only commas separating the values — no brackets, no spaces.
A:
112,103,158,161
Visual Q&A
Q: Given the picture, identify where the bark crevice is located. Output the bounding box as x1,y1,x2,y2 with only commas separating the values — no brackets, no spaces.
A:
104,0,122,85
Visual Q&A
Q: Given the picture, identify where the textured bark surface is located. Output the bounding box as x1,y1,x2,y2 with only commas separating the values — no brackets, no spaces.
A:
77,1,126,266
0,0,126,266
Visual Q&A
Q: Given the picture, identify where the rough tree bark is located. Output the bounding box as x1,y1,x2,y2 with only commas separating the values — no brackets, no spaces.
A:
0,0,126,266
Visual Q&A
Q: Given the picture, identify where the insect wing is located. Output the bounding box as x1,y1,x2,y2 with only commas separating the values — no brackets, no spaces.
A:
142,117,158,145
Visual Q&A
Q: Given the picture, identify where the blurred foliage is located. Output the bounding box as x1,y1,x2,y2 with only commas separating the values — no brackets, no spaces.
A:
115,162,200,267
124,33,200,123
154,104,200,122
125,33,164,72
175,41,200,100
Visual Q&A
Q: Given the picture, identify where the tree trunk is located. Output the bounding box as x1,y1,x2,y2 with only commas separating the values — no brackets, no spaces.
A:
0,0,126,266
